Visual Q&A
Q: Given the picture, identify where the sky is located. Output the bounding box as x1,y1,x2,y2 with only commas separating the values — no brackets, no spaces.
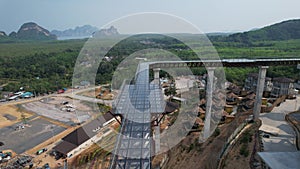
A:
0,0,299,34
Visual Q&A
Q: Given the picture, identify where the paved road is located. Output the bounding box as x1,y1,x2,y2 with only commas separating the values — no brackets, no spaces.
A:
66,94,114,105
0,86,114,107
259,96,299,152
60,86,115,106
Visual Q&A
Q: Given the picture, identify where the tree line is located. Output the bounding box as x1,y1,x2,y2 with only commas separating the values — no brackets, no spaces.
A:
1,34,299,95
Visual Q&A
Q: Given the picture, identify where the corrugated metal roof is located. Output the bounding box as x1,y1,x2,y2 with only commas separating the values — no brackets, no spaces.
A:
53,112,114,155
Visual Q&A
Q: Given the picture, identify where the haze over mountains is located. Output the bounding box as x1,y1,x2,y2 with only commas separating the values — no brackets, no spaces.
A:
92,26,119,37
0,22,120,41
0,19,300,42
51,25,99,39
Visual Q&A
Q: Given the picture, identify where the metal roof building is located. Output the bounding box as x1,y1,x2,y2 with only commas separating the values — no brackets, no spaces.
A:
53,113,114,156
258,152,300,169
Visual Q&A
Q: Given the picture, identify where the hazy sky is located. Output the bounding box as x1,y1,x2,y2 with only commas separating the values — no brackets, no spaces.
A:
0,0,299,34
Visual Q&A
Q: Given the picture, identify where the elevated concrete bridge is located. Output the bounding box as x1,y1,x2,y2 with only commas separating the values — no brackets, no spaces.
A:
149,58,300,120
110,58,300,169
149,58,300,68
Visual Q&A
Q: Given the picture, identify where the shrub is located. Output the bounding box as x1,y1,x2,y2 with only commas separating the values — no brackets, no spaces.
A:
213,127,220,137
239,144,249,157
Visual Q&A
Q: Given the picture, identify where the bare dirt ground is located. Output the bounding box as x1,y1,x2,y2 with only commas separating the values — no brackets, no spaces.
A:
0,105,33,128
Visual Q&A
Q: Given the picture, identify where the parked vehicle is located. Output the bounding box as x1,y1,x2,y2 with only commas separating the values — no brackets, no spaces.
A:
44,163,50,169
16,156,32,167
15,125,25,130
61,101,69,105
57,89,65,94
0,99,7,102
0,151,11,158
36,148,47,155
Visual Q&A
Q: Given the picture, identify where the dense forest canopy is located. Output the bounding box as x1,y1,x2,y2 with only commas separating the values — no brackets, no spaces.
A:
1,19,300,94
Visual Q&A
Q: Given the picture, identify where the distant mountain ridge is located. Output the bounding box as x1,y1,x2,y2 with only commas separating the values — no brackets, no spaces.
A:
92,26,119,37
0,23,119,42
1,19,300,42
225,19,300,42
51,25,98,38
0,22,56,41
0,31,6,36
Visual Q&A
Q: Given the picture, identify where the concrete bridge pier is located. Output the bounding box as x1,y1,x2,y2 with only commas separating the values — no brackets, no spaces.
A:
253,66,269,120
203,67,215,139
154,125,160,154
153,68,160,83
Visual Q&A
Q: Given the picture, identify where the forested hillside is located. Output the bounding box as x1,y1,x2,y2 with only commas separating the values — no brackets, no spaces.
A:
211,19,300,44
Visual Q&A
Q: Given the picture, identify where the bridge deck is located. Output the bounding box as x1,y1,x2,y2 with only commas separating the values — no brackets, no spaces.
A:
149,58,300,68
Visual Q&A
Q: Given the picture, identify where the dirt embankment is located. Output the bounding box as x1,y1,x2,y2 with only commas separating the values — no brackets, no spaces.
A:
221,120,262,169
161,111,253,169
